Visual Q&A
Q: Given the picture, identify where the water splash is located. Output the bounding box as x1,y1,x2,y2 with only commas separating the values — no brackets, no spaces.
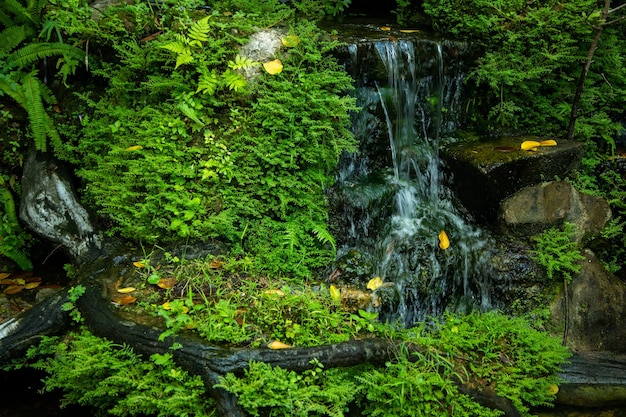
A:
334,38,493,325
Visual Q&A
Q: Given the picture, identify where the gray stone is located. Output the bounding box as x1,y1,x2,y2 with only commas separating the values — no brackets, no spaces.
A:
549,249,626,352
442,138,584,223
238,29,284,82
498,181,611,243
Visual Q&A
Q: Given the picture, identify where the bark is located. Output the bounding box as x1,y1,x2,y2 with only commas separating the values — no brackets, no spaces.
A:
0,290,71,363
565,0,611,141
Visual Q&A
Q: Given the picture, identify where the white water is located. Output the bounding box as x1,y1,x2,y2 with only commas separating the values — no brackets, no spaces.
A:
336,38,494,325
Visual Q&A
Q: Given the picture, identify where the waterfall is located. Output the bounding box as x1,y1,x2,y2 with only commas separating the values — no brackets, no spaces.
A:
333,37,494,325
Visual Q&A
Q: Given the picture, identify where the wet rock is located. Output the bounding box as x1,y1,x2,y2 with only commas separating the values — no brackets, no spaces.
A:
238,29,284,82
19,151,103,261
442,138,584,223
549,249,626,353
498,181,611,243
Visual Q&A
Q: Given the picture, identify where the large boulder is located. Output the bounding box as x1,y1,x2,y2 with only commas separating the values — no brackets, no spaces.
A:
442,138,584,223
498,181,611,243
549,249,626,353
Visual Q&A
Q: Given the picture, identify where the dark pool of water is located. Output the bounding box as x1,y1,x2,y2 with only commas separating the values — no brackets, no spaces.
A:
0,369,94,417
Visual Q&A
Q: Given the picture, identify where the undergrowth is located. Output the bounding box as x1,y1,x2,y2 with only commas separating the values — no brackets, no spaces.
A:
7,309,569,417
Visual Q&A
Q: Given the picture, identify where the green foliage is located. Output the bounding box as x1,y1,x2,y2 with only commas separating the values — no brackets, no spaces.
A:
61,284,86,322
530,222,585,283
218,359,359,417
0,174,32,270
58,3,357,276
145,257,387,347
422,0,626,146
414,312,570,415
17,329,215,417
216,311,569,417
0,0,83,151
568,150,626,276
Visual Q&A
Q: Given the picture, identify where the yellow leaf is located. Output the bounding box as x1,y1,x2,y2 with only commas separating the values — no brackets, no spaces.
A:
117,287,136,294
16,278,25,285
281,35,300,47
124,145,143,151
0,273,10,279
157,278,176,289
547,384,559,395
117,295,137,305
366,277,383,291
399,29,420,33
380,26,391,31
520,141,540,151
540,139,557,146
162,302,189,314
133,261,146,268
330,285,341,302
263,289,285,297
263,59,283,75
268,340,292,349
438,230,450,250
25,282,41,290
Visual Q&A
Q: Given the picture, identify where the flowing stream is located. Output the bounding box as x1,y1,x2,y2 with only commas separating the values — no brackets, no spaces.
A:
333,37,494,325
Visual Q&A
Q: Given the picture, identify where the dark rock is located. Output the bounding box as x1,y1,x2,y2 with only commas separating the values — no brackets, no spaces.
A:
442,138,584,223
549,250,626,352
498,181,611,243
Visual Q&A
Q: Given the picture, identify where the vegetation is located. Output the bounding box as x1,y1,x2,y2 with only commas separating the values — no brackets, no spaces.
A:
2,0,624,416
7,293,569,417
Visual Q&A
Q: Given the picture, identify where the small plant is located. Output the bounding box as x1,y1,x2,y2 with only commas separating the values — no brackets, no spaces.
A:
61,284,86,322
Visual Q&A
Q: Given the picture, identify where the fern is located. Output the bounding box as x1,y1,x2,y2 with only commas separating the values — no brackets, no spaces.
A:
309,221,336,251
222,69,247,92
187,16,211,45
228,54,258,70
0,25,26,53
21,71,60,151
196,69,218,95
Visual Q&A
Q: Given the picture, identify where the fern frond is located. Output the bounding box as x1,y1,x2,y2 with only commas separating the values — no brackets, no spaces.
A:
1,0,30,25
309,222,336,251
175,52,193,69
187,16,211,44
222,69,247,92
21,71,58,151
228,55,258,70
282,223,301,253
196,69,219,95
10,42,83,68
0,187,19,229
159,41,188,55
0,246,33,270
0,25,27,54
0,75,27,107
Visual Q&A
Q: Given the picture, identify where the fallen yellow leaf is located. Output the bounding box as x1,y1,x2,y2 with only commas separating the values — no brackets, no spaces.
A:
399,29,420,33
117,295,137,305
281,35,300,48
0,273,10,280
263,289,285,297
157,278,176,289
263,59,283,75
133,261,146,268
547,384,559,395
117,287,136,294
540,139,557,146
438,230,450,250
268,340,292,349
366,277,383,291
24,282,41,290
330,285,341,302
124,145,143,151
380,26,391,31
520,140,541,151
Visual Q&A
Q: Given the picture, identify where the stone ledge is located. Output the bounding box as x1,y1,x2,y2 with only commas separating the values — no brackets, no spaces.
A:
442,137,584,224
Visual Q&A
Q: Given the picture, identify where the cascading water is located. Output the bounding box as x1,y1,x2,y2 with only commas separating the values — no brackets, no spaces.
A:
333,37,494,326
